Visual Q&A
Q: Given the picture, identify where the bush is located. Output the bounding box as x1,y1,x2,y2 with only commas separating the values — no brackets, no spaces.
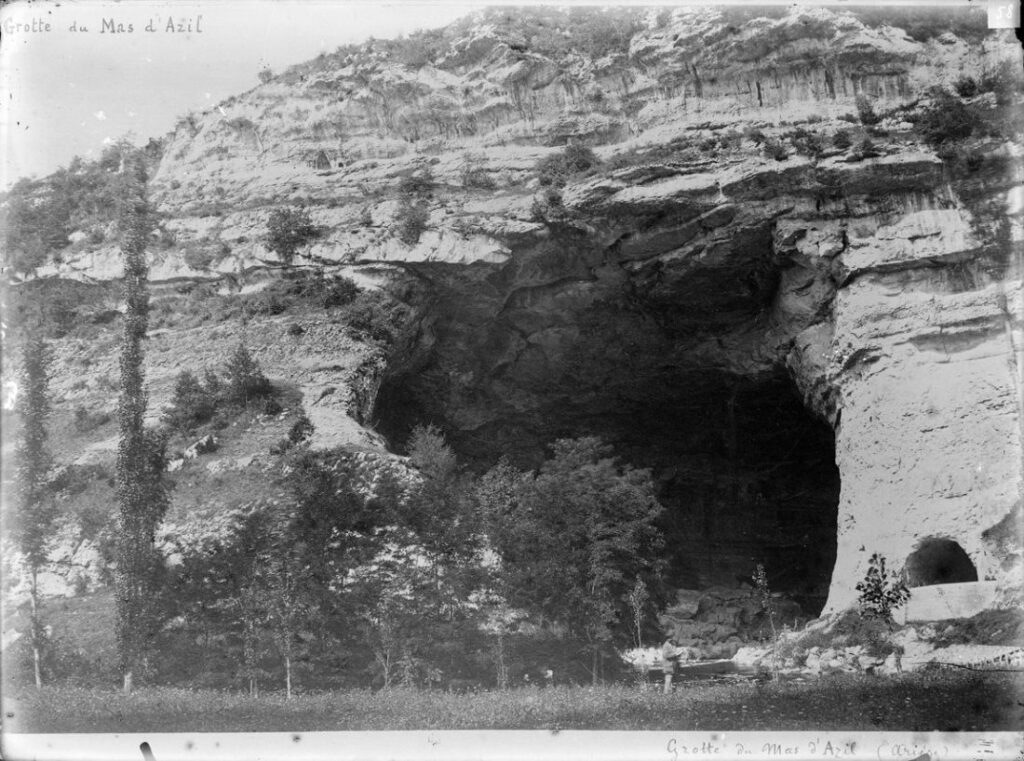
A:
321,276,359,308
182,243,221,271
162,370,218,433
762,138,788,161
855,138,880,159
855,553,910,622
953,75,978,98
855,95,880,126
223,344,273,407
265,207,318,264
288,414,315,444
339,290,410,344
832,129,852,150
915,91,978,147
397,168,436,199
73,406,112,434
785,127,823,158
287,323,305,337
459,155,496,189
743,126,767,145
824,610,903,658
395,199,429,246
978,59,1024,106
536,143,600,188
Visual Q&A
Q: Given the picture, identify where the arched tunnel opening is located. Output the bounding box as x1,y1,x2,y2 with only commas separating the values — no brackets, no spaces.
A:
904,538,979,587
374,362,839,616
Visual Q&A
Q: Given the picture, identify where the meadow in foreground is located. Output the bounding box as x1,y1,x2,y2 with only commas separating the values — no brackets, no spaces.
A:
5,671,1022,733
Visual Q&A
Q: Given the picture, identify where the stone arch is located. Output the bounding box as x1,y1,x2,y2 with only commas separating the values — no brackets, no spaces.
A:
904,537,978,587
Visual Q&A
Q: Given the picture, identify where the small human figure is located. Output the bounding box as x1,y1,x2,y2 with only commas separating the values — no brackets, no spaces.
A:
661,637,684,694
543,667,554,688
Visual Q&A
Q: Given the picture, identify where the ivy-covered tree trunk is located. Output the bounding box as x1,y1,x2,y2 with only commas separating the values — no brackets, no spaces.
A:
14,332,54,689
114,151,169,694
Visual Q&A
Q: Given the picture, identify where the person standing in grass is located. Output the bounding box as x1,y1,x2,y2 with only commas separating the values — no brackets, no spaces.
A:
661,637,684,694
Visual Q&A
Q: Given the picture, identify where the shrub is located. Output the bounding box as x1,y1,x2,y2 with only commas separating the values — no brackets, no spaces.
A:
743,126,767,145
397,168,436,199
832,129,852,150
826,609,903,658
855,95,881,126
914,91,978,147
320,276,359,308
395,199,430,245
536,143,600,188
398,28,446,69
953,75,978,98
762,138,788,161
223,344,273,407
855,553,910,622
182,243,220,271
459,155,496,189
855,138,880,159
339,290,410,344
286,323,305,337
786,127,823,158
73,406,112,434
261,396,283,416
978,59,1024,106
288,414,314,444
265,207,318,264
162,370,218,433
257,68,274,84
242,289,289,317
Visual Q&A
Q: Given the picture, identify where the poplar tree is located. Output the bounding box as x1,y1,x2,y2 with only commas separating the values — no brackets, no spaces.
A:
13,332,55,688
114,149,170,693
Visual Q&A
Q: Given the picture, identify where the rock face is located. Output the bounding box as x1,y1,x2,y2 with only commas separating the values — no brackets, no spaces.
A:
12,7,1024,614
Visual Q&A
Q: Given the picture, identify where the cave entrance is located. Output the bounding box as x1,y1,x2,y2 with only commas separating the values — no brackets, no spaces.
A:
375,363,840,617
647,372,839,617
904,538,978,587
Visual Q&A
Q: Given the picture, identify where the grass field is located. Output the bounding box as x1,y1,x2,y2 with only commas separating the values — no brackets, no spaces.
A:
5,671,1022,733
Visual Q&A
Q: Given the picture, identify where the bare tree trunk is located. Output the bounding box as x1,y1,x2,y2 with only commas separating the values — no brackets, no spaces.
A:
123,670,134,694
32,646,42,689
494,630,508,689
30,572,42,689
285,655,292,700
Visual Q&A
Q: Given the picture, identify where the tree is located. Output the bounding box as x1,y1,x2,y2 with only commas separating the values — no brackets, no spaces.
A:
222,343,273,408
402,424,478,556
13,331,56,688
161,370,217,433
265,207,318,264
115,149,171,693
487,437,665,683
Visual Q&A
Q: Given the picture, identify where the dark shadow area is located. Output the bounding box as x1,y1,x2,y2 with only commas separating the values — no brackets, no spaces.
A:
904,537,978,587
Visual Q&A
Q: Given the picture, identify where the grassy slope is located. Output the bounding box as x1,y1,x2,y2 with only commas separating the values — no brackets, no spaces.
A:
5,672,1023,732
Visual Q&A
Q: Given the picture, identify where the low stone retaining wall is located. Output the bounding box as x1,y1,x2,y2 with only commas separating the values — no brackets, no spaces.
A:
893,581,1000,624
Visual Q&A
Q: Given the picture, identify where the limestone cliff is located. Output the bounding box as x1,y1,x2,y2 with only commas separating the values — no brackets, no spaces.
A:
10,6,1024,616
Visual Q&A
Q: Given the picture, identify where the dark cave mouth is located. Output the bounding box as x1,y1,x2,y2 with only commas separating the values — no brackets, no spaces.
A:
374,364,839,617
374,363,840,617
905,538,979,587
